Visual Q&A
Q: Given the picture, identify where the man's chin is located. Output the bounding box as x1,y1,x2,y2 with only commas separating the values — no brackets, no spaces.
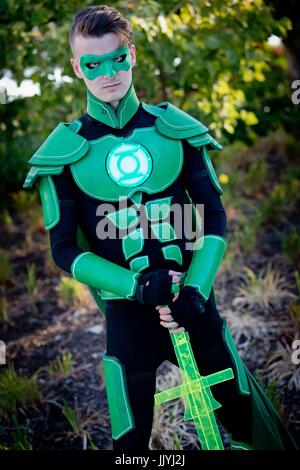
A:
91,90,124,103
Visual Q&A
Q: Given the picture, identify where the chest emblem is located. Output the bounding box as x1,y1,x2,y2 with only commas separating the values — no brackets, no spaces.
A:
106,142,152,187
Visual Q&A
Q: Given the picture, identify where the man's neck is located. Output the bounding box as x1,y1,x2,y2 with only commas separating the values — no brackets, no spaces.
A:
110,100,119,109
86,82,140,129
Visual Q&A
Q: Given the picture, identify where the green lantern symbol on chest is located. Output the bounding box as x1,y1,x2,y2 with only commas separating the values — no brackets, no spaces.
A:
106,142,153,187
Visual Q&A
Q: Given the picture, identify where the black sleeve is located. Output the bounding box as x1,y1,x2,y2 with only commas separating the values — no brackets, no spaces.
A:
49,166,84,273
181,141,227,238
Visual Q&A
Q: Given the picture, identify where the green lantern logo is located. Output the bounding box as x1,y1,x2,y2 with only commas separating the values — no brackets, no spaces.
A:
106,142,153,187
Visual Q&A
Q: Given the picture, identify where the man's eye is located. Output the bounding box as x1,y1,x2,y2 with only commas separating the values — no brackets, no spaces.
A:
86,62,100,70
113,54,126,63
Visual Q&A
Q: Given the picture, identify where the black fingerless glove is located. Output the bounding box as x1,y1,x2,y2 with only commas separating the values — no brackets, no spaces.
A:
135,269,175,305
170,286,206,330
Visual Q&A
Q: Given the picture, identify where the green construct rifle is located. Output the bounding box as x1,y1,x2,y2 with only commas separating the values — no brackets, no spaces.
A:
154,327,234,450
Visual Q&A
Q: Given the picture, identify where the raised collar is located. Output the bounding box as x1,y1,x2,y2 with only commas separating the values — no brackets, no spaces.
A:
86,82,140,129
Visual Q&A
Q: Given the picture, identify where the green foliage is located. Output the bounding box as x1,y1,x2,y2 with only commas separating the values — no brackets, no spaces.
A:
46,352,73,379
62,400,81,437
282,229,300,268
288,302,300,329
25,263,37,299
255,371,282,413
0,296,9,323
10,415,32,450
295,272,300,296
0,209,13,228
260,184,286,224
233,264,296,312
243,160,268,196
0,415,32,450
11,190,38,213
0,363,42,416
0,250,12,285
0,0,294,203
233,211,262,255
57,275,84,305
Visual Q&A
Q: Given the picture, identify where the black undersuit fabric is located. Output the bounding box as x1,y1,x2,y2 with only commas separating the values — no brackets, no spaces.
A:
48,104,252,450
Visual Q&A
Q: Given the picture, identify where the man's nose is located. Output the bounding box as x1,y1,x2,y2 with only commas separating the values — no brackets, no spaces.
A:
101,63,117,78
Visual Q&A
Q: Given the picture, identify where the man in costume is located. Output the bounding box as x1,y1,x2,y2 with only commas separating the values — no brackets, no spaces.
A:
23,5,296,451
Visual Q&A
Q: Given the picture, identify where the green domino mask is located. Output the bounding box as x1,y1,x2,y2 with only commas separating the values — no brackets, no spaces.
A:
80,44,131,80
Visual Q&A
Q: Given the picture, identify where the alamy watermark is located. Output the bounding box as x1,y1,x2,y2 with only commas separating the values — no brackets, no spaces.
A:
95,199,204,251
291,339,300,365
0,340,6,365
0,86,8,105
291,80,300,105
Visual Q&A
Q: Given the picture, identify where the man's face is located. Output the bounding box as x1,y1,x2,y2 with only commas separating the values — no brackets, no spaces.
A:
70,32,136,109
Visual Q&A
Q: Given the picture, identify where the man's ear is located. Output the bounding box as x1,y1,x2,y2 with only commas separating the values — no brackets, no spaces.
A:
129,44,136,68
70,57,84,79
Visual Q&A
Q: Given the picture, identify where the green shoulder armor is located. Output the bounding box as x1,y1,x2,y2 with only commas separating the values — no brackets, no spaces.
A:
141,101,222,150
23,119,89,231
142,101,223,194
23,119,89,189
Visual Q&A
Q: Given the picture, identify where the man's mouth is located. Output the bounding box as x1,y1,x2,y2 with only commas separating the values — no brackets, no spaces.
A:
102,83,121,89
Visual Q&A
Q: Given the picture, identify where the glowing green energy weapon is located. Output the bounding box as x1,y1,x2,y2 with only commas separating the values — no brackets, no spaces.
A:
154,330,234,450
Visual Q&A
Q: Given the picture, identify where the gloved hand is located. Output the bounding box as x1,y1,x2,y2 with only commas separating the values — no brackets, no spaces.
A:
168,286,206,330
135,269,179,305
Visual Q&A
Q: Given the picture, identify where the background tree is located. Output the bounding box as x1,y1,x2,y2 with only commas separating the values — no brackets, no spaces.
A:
0,0,295,200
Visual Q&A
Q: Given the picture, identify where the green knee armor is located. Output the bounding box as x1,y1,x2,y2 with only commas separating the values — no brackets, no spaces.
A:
102,354,135,440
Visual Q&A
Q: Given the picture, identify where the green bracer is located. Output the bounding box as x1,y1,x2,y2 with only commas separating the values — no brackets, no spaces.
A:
184,235,227,301
155,330,234,450
71,251,141,301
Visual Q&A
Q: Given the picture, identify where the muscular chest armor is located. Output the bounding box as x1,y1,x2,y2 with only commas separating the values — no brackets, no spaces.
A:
70,126,183,202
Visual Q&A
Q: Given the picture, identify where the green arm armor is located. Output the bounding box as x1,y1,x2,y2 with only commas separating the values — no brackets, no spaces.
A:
71,251,141,301
23,120,89,189
184,235,227,301
38,175,60,230
202,146,223,195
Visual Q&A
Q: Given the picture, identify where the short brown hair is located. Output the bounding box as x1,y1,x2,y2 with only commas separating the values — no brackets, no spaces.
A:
69,5,133,50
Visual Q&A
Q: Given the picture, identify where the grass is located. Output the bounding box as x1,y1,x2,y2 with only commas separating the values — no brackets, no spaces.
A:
25,263,38,299
288,303,300,330
0,416,32,450
62,400,81,437
233,213,262,256
25,263,38,313
61,399,97,449
0,363,42,417
11,190,38,213
46,352,73,379
0,250,12,285
0,209,13,230
265,340,300,392
254,371,283,414
243,159,268,197
149,361,200,450
57,276,87,307
295,271,300,295
232,264,296,313
223,309,278,348
0,296,9,324
282,229,300,268
259,184,286,225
